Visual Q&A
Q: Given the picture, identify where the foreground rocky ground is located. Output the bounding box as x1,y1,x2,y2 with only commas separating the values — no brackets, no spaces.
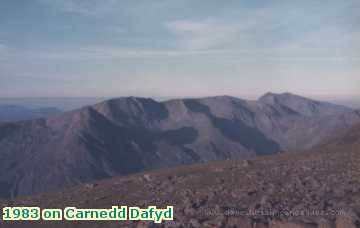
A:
1,125,360,228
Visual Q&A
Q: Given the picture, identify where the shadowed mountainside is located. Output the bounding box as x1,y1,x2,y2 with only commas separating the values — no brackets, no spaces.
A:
0,93,359,198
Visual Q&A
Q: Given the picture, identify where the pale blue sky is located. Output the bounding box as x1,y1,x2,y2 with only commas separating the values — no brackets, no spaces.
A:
0,0,359,99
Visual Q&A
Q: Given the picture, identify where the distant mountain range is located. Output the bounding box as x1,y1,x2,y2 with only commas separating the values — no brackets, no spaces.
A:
0,93,359,198
0,105,61,122
0,97,107,111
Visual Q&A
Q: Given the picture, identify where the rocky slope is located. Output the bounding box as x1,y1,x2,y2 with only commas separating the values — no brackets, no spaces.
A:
0,93,359,198
1,123,360,228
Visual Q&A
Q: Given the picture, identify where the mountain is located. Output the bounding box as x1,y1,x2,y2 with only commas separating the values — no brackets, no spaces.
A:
341,121,360,146
259,92,351,116
1,123,360,228
0,93,359,198
255,93,359,150
0,105,61,122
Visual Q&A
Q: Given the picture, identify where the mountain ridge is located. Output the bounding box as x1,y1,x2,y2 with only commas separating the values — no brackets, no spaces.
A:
0,93,359,198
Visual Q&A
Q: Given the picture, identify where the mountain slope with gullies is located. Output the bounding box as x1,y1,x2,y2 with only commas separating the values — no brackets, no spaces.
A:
1,124,360,228
0,93,359,198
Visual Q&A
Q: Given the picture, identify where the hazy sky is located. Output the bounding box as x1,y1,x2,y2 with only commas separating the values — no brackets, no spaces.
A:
0,0,359,98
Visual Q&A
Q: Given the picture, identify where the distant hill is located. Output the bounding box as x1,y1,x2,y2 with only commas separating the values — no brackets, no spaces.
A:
0,105,61,122
0,93,359,198
0,97,106,111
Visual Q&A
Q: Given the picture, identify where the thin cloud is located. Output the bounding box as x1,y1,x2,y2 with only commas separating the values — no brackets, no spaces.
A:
37,0,119,15
0,44,9,61
3,45,359,63
0,43,7,50
165,19,250,50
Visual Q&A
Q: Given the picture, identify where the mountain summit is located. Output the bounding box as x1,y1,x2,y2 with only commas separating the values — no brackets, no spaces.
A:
259,92,351,116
